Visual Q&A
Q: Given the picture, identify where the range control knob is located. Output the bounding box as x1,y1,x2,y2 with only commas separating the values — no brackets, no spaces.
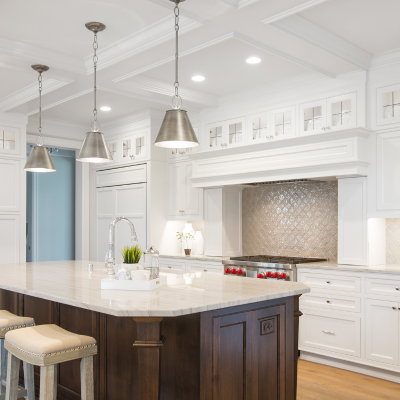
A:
273,272,279,278
257,272,265,279
225,268,231,274
265,271,272,278
231,268,237,274
280,272,287,280
237,269,243,276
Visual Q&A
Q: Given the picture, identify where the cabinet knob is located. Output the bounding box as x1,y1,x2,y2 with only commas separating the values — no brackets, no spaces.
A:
326,281,330,284
393,307,397,310
322,127,326,131
179,151,186,155
204,269,207,272
396,287,399,291
326,300,330,303
168,266,171,269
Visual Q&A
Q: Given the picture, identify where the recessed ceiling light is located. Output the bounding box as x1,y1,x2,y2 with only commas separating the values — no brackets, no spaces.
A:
100,106,111,111
246,57,261,64
192,75,205,82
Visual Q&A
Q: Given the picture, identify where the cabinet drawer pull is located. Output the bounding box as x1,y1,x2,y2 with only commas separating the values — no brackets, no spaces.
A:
204,269,207,272
326,300,330,303
393,307,397,310
396,287,399,291
168,266,172,269
322,331,335,335
326,281,330,284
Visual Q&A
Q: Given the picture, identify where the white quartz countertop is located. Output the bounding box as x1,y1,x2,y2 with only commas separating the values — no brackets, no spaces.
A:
159,254,228,262
298,261,400,274
0,261,309,317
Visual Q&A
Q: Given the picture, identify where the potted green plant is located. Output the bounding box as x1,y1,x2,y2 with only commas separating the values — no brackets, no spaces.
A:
176,232,195,256
120,244,143,271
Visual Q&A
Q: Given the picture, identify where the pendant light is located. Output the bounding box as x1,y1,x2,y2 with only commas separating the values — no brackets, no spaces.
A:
24,65,56,173
154,0,199,149
77,22,113,163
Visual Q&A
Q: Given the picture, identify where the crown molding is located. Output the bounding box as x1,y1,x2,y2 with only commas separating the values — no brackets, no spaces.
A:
102,109,152,130
370,47,400,69
0,78,70,112
0,36,85,75
27,117,87,140
261,0,330,24
0,111,28,126
84,15,203,74
268,15,372,71
219,0,260,10
123,76,219,107
113,32,235,82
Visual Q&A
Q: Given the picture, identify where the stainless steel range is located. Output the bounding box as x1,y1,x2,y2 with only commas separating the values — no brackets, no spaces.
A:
222,255,327,281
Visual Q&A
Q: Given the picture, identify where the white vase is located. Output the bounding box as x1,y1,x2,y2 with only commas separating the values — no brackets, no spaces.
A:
182,223,195,255
192,231,204,255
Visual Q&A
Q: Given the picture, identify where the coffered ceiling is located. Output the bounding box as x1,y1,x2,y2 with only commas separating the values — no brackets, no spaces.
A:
1,0,400,128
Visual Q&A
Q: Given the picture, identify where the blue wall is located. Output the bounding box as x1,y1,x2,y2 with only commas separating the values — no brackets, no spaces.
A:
26,147,76,261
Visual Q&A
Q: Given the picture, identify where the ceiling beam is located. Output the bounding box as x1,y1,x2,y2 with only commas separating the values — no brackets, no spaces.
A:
261,0,330,24
233,32,336,78
267,15,372,70
218,0,260,10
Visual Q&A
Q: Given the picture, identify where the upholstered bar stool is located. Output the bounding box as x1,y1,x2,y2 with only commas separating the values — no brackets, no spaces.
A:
4,324,97,400
0,310,35,400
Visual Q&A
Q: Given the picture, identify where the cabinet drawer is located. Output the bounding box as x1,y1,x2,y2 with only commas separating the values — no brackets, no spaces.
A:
300,310,361,357
159,260,186,275
187,262,222,274
96,164,147,187
299,272,361,293
365,277,400,297
300,293,360,313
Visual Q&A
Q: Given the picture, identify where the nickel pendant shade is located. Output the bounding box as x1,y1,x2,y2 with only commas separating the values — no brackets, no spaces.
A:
24,146,56,172
77,131,113,163
154,109,199,148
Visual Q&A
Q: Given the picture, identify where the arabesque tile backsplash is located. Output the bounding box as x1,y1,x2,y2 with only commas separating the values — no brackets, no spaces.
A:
242,181,338,260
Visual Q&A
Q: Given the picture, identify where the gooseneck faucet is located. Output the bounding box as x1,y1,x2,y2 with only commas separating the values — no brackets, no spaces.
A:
105,217,138,269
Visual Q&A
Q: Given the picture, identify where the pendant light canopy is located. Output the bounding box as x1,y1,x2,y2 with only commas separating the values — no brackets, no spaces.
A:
77,22,113,163
154,0,199,149
24,65,56,173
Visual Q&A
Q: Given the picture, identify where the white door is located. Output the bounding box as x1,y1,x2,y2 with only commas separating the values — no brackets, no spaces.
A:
168,162,184,217
183,161,202,218
365,299,399,366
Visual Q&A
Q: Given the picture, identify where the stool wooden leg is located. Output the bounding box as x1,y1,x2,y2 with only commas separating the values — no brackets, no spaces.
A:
39,365,56,400
23,362,34,400
53,365,57,400
0,339,7,396
80,356,94,400
5,353,19,400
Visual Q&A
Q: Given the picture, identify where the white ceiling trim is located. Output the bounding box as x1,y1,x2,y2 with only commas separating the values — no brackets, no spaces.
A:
123,76,219,107
218,0,260,10
268,15,372,70
113,32,235,82
233,32,336,78
146,0,208,24
0,37,85,75
261,0,330,24
84,15,203,74
26,88,93,116
370,47,400,69
0,78,70,112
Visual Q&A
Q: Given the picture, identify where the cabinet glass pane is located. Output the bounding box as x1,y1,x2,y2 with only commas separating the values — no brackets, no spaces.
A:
252,117,268,140
209,126,222,148
109,143,117,160
383,90,400,119
229,122,243,144
304,106,322,131
135,137,145,156
0,131,15,150
332,100,352,126
275,112,292,136
122,139,131,159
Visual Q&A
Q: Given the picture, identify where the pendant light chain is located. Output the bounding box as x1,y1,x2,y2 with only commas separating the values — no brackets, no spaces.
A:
37,72,43,146
92,31,99,130
173,1,182,109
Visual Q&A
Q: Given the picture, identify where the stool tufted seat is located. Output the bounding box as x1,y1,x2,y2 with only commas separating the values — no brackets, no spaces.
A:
5,324,97,366
0,310,35,339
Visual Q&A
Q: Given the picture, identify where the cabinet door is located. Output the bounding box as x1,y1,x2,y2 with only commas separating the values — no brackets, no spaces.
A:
271,106,296,140
96,188,114,262
327,92,357,131
299,99,327,135
226,117,245,148
377,84,400,127
132,131,148,161
120,137,132,163
0,128,20,156
168,162,184,217
168,128,200,159
248,112,271,143
206,122,224,150
365,299,399,366
183,162,202,218
107,140,118,163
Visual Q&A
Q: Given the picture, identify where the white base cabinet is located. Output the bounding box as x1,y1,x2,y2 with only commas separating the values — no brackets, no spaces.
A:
159,257,222,275
298,267,400,382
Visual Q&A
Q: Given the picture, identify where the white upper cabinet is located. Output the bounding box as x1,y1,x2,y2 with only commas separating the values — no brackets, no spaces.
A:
0,128,20,156
168,128,199,160
248,111,271,143
300,93,357,136
107,130,149,164
206,117,246,150
377,83,400,127
271,106,296,140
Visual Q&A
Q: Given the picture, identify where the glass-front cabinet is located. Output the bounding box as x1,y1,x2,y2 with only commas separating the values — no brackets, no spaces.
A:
248,112,270,143
168,128,200,159
377,84,400,127
206,118,246,150
270,106,296,140
0,128,19,156
107,130,149,164
300,93,356,135
108,140,118,162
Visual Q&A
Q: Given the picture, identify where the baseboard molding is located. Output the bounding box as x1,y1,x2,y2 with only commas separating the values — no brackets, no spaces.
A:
300,351,400,384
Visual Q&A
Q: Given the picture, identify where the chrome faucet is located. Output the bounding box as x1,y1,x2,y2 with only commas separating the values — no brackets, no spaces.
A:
105,217,138,270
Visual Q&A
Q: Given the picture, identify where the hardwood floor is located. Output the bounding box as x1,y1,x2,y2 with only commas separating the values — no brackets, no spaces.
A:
297,360,400,400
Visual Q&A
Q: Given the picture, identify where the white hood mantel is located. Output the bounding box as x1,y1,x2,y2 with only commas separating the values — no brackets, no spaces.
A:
189,127,370,188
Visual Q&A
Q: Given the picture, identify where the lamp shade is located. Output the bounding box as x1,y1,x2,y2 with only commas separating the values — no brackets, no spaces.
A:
154,109,199,149
77,131,113,163
24,146,56,172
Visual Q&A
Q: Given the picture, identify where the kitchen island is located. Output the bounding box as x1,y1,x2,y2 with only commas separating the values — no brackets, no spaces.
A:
0,261,309,400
